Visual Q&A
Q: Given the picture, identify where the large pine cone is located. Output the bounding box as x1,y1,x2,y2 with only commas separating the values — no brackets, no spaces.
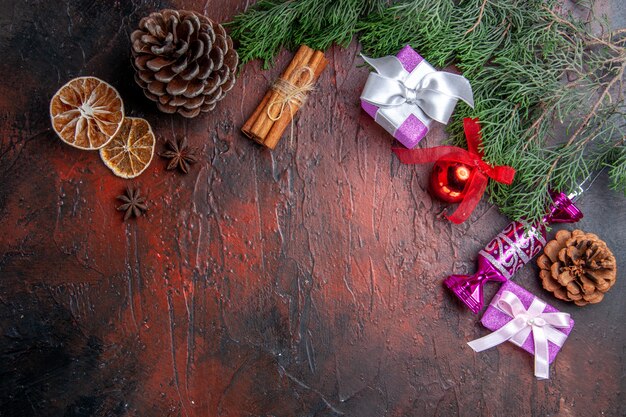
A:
131,9,238,118
537,229,616,306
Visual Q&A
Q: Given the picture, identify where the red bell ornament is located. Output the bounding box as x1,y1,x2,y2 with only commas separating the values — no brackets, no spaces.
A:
393,118,516,224
429,160,474,203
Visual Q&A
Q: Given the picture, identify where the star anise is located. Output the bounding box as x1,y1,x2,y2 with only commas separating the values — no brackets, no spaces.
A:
116,187,148,221
160,136,198,174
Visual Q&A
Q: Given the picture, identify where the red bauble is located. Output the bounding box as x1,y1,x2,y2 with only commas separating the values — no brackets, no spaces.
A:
429,160,474,203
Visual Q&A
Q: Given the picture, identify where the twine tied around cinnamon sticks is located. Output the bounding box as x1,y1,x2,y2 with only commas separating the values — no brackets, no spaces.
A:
242,45,328,150
267,67,315,121
266,67,315,147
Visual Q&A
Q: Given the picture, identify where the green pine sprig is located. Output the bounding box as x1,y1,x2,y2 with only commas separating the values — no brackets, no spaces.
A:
226,0,385,68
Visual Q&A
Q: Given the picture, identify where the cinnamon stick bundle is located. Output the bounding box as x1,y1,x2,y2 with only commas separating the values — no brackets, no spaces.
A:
242,45,328,150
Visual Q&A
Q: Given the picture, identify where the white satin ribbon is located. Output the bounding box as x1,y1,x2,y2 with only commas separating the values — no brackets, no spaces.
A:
360,54,474,131
467,291,571,379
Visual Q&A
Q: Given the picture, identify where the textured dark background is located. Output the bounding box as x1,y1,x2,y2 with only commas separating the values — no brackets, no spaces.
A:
1,1,625,416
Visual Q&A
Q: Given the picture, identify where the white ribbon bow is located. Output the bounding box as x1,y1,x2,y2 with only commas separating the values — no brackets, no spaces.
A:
467,291,571,379
360,54,474,126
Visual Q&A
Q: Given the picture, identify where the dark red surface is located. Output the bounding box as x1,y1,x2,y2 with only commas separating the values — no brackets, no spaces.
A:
1,1,625,416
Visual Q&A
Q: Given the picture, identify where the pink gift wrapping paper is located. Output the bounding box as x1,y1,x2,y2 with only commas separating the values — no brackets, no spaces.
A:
480,280,574,363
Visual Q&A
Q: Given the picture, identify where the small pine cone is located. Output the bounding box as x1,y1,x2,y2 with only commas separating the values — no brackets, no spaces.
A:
131,9,238,118
537,229,617,306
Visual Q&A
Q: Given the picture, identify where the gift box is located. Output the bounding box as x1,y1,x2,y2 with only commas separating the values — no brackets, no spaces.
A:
360,45,474,149
468,280,574,379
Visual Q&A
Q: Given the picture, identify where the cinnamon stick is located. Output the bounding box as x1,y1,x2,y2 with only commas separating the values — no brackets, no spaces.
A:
241,45,327,149
245,45,314,142
241,92,271,144
263,50,328,150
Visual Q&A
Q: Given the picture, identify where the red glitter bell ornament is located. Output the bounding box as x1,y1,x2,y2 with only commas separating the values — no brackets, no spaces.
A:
394,118,517,223
429,160,474,203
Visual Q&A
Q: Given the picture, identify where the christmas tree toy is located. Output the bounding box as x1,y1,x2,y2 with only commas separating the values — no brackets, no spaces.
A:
445,190,583,313
393,118,515,223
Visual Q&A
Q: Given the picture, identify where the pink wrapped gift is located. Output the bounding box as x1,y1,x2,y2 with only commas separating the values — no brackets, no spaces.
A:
468,280,574,379
360,45,474,148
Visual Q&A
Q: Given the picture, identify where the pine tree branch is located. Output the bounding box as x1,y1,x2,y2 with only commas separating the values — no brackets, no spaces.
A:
543,6,623,53
465,0,489,35
541,62,625,189
522,102,558,151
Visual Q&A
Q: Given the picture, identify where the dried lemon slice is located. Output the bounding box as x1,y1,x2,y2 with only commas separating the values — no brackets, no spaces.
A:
50,76,124,150
99,117,155,179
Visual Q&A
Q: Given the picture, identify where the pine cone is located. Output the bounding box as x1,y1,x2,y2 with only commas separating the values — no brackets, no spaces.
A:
131,9,238,118
537,229,616,306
